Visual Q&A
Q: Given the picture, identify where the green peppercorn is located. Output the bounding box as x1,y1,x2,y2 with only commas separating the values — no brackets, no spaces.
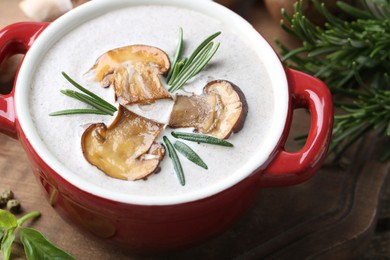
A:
6,199,21,214
0,190,14,208
1,190,14,201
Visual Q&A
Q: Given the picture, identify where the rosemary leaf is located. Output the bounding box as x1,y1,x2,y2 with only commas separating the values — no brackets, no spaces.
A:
49,109,110,116
192,42,220,77
169,42,214,92
168,30,221,92
60,90,115,115
174,141,208,170
61,72,117,112
186,31,221,65
281,46,307,62
51,72,117,116
163,136,185,186
168,58,187,86
171,132,233,147
167,27,184,83
337,1,373,19
279,0,390,160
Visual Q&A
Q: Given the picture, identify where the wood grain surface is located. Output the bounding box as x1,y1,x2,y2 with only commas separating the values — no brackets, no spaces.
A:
0,1,389,259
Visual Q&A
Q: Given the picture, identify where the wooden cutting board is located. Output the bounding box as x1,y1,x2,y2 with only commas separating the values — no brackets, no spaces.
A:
0,1,389,259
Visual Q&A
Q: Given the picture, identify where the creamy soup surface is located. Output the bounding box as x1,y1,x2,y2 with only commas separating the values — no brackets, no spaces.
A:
29,5,275,197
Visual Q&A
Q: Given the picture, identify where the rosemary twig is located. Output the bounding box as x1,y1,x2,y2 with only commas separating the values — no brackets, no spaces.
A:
174,141,208,169
61,72,117,112
49,109,109,116
167,27,184,82
168,30,221,92
171,132,233,147
50,72,117,116
60,90,115,115
163,132,232,185
163,136,185,186
278,0,390,161
279,0,390,91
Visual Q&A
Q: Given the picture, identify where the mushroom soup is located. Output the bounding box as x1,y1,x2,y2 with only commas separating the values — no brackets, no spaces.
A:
29,5,274,197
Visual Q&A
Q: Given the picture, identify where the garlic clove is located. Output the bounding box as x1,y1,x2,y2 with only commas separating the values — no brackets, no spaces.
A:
19,0,73,22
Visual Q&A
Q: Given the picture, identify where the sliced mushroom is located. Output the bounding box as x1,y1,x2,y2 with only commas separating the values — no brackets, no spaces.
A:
169,80,248,139
86,45,172,105
81,106,165,181
168,94,218,132
204,80,248,139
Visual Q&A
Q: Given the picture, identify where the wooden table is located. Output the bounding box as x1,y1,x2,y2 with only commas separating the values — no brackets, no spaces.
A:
1,1,389,259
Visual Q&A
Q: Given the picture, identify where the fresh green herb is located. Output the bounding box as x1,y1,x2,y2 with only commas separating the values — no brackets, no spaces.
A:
19,228,74,260
0,210,16,260
167,27,184,82
50,72,117,116
174,141,208,169
0,210,74,260
278,0,390,161
49,109,110,116
163,135,211,185
171,132,234,147
330,89,390,159
1,227,15,260
168,30,221,92
163,136,185,186
61,72,117,112
59,89,115,115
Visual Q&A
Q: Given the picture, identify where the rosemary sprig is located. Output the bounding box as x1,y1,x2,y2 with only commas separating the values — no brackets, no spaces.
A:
279,0,390,91
278,0,390,161
168,30,221,92
171,132,234,147
50,72,117,116
163,136,185,186
62,72,117,112
0,210,75,260
49,109,109,116
174,141,208,170
59,90,115,115
163,132,232,185
167,27,184,82
330,89,390,159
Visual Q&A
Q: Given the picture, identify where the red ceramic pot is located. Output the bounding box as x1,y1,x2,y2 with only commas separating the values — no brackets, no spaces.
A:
0,0,333,252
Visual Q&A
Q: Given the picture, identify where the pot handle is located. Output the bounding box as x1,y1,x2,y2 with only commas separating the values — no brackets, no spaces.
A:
0,22,48,138
260,68,333,187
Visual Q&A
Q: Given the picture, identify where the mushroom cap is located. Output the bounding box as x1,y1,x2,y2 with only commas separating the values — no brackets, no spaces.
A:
87,45,172,105
203,80,248,139
168,94,217,132
81,106,165,181
168,80,248,139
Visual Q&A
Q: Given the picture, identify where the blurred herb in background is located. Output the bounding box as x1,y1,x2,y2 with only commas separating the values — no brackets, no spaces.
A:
0,210,75,260
277,0,390,161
